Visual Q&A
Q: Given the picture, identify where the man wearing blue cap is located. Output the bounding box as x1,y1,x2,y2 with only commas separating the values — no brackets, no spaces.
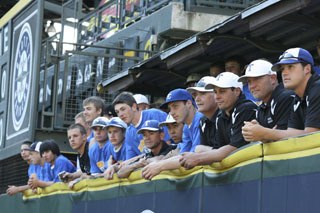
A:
160,88,203,153
142,89,203,180
242,48,320,142
115,120,174,178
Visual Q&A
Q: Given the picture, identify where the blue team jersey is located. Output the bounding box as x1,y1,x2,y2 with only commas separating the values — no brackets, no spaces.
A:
87,131,94,143
28,164,36,177
88,141,110,174
179,111,203,153
28,163,52,181
35,162,52,181
50,155,76,182
108,142,126,163
125,109,169,159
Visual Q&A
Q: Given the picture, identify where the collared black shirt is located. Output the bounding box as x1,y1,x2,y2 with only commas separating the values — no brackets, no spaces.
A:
288,74,320,130
215,94,257,148
78,142,91,175
199,109,221,148
257,83,294,130
145,141,176,158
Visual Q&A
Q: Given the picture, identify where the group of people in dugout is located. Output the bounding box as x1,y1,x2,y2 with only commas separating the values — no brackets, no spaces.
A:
6,47,320,195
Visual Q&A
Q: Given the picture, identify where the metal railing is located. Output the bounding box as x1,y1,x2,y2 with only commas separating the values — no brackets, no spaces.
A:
39,39,154,129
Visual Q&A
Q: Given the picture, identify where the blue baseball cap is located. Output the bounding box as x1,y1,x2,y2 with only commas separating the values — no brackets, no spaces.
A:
272,47,314,72
160,88,197,109
91,117,109,128
137,120,163,134
106,117,127,129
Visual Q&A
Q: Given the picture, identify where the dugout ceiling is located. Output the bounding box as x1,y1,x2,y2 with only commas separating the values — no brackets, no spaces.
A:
101,0,320,96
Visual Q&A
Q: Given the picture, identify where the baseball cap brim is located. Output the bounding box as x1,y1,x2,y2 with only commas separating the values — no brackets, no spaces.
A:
160,98,197,109
271,58,305,71
238,73,276,83
90,124,106,128
137,127,160,134
159,120,176,127
106,124,125,129
186,87,213,93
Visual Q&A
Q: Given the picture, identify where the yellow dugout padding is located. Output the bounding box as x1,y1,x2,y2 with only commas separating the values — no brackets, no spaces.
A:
263,131,320,156
21,132,320,200
210,142,263,170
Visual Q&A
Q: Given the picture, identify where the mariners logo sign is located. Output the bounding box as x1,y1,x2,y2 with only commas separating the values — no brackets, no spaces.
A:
12,22,32,131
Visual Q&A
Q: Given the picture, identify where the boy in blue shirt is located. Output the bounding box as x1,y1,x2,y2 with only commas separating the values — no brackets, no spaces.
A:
28,140,76,189
7,141,51,195
103,117,127,179
88,117,110,175
113,92,169,160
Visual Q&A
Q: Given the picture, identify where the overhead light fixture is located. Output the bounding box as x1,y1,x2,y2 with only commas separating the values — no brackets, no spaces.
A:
46,21,56,33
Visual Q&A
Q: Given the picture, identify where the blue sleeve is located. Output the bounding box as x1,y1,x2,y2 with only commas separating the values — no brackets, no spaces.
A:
89,146,102,174
125,128,141,160
52,156,76,182
190,117,201,152
179,125,192,153
28,164,36,177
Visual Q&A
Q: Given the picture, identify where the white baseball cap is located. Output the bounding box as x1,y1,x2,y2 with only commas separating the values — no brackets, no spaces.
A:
106,117,127,129
205,72,243,91
186,76,215,93
238,59,276,83
133,94,149,105
159,114,177,127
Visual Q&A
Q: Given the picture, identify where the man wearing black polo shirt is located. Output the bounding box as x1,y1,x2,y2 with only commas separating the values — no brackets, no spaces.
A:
186,76,220,150
180,72,257,169
61,123,91,188
239,59,294,143
242,48,320,142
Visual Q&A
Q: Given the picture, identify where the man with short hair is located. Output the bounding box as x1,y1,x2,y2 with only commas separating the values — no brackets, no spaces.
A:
186,76,220,150
242,48,320,142
179,72,257,169
6,141,33,195
83,96,106,143
239,59,294,142
160,88,203,153
61,123,91,184
113,91,169,159
116,120,175,178
141,89,203,180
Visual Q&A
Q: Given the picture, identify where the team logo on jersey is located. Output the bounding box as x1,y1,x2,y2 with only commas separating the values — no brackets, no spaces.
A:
231,109,240,125
270,99,277,115
138,139,145,152
293,101,300,112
